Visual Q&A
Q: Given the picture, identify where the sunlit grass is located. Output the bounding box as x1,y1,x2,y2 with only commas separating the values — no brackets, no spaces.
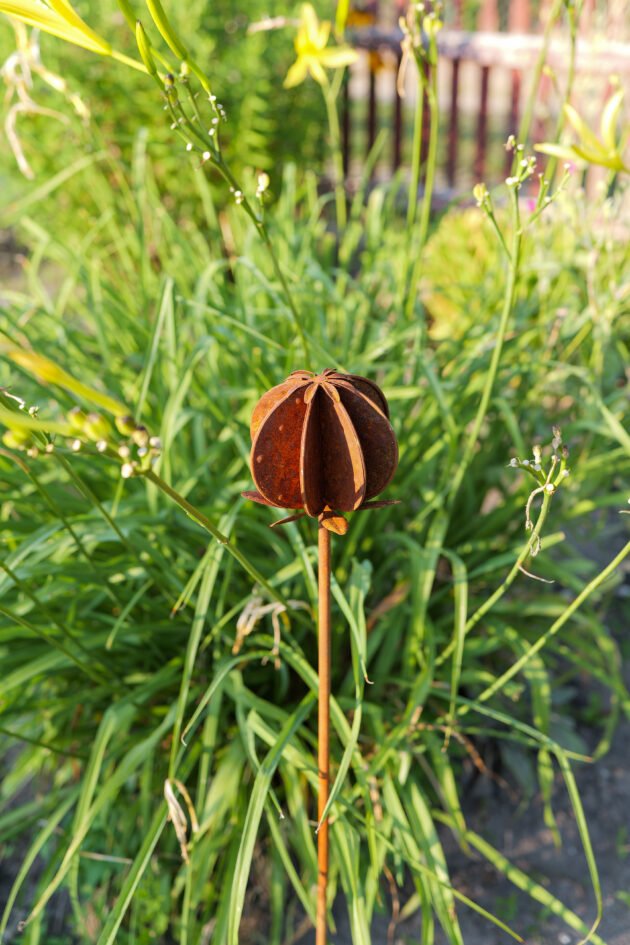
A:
0,3,629,944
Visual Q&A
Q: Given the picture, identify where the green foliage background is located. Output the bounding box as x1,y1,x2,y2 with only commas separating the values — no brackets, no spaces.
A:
0,3,629,944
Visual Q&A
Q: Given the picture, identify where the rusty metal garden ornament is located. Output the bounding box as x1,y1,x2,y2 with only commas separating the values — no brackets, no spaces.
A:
244,368,398,945
243,368,398,534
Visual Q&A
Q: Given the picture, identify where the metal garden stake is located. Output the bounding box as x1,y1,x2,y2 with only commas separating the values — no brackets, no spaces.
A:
244,369,398,945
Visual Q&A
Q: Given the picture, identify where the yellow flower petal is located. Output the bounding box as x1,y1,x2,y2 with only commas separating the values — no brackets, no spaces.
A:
0,0,110,53
563,104,606,157
309,58,327,86
600,88,624,153
301,3,321,46
294,24,310,56
317,20,331,49
284,57,309,88
318,45,358,68
534,143,580,161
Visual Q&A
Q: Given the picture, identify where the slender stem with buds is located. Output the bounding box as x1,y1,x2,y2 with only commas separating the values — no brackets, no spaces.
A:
316,523,331,945
448,187,522,503
436,490,553,669
210,156,310,364
406,71,424,228
162,88,310,363
461,537,630,714
517,0,564,145
404,39,439,321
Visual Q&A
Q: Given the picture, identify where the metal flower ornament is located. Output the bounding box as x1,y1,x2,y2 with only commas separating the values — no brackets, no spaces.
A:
244,369,398,945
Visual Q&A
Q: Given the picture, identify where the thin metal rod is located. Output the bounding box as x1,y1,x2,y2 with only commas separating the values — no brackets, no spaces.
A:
316,523,331,945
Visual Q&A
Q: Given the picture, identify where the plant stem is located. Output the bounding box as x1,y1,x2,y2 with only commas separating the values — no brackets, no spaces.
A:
517,0,564,145
163,89,310,364
144,469,292,612
212,156,310,364
406,69,425,228
545,2,579,188
111,49,149,73
404,50,439,321
436,490,553,668
463,536,630,713
322,78,347,232
316,523,331,945
447,187,522,504
415,58,439,260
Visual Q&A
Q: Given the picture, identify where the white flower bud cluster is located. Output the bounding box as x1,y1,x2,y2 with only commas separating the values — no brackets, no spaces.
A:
508,426,572,549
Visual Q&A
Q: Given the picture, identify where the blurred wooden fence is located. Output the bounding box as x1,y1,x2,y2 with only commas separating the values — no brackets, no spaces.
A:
342,0,630,193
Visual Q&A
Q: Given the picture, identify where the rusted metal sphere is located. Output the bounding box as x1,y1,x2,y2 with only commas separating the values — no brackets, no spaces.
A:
243,369,398,531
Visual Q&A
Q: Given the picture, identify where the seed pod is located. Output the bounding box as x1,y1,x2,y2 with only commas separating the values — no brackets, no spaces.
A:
243,369,398,529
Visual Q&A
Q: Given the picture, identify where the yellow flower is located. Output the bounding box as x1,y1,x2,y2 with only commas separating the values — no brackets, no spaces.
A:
284,3,357,89
536,91,629,173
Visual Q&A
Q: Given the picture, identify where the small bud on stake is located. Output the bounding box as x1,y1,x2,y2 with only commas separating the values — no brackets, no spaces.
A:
243,369,398,945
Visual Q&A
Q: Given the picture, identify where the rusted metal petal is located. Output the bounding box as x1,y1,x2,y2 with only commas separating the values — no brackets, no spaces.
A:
335,385,398,500
331,373,390,417
300,391,325,516
356,499,400,510
250,378,307,440
320,387,366,511
251,386,308,508
241,489,284,508
319,508,349,535
269,511,307,528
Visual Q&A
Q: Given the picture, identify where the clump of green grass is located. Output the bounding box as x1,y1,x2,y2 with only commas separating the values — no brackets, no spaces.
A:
0,3,629,945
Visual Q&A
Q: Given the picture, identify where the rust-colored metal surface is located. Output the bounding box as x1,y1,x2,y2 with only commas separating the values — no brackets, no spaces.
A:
243,369,398,532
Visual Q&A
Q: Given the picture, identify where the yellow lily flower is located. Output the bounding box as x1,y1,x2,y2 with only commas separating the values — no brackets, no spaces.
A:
0,0,145,71
284,3,357,89
536,91,629,173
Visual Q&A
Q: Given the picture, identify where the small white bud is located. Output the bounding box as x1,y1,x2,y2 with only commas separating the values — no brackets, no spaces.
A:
544,483,555,494
186,142,193,152
121,462,135,479
118,445,130,459
202,151,211,161
96,440,108,453
71,439,81,452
